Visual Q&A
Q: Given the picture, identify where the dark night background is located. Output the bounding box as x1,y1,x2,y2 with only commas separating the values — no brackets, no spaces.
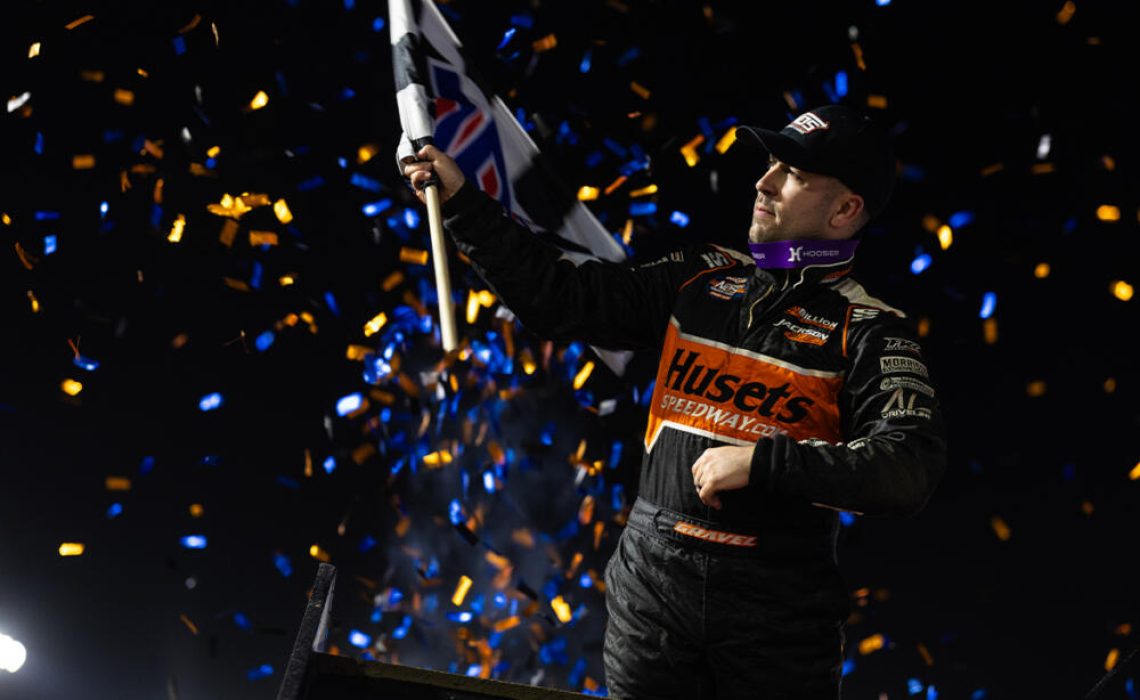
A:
1,0,1138,698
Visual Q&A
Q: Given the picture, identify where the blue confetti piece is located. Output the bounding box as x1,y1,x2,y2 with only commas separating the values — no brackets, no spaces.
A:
103,129,124,143
927,685,938,700
609,441,623,469
359,535,377,552
585,150,604,168
205,157,217,169
908,678,924,695
297,176,325,192
323,456,336,474
255,330,275,352
821,81,837,104
839,511,857,527
349,630,371,648
180,535,207,550
34,211,60,221
274,553,293,577
611,484,625,511
841,659,855,676
579,48,592,73
250,261,263,289
877,0,891,5
578,573,593,588
73,355,100,371
150,204,163,229
201,455,221,467
234,612,253,630
910,253,931,275
448,611,474,623
246,664,273,681
140,455,155,474
449,499,464,526
670,211,690,227
199,393,223,411
497,27,517,50
392,615,412,639
324,291,340,317
539,637,568,666
483,470,495,493
616,47,640,66
350,172,382,191
372,17,386,32
979,291,997,319
493,592,507,609
568,658,587,688
34,132,44,154
100,201,109,217
276,476,300,490
172,36,187,55
107,502,123,519
899,164,926,182
343,0,354,9
510,14,534,28
603,138,628,158
948,210,975,228
970,691,988,700
1124,678,1135,700
336,392,363,416
465,663,481,677
630,202,657,217
835,70,848,98
362,198,392,217
404,208,420,229
488,631,503,649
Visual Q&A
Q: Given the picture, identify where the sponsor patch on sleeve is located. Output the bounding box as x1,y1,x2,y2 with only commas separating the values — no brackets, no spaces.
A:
880,376,936,397
879,355,929,378
883,336,923,355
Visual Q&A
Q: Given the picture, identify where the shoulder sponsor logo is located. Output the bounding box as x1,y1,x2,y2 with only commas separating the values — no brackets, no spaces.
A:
850,307,881,322
879,355,929,378
645,324,843,450
880,376,936,397
707,277,748,301
775,318,830,346
673,521,758,548
787,245,846,263
883,337,922,355
787,112,830,135
700,251,730,269
881,388,933,420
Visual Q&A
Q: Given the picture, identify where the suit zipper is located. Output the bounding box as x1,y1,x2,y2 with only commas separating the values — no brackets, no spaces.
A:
746,285,776,330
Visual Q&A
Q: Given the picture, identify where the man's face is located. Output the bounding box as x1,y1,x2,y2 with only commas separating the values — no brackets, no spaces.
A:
748,154,848,243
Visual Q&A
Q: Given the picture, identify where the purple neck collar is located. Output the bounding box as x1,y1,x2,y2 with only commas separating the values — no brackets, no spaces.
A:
747,239,859,269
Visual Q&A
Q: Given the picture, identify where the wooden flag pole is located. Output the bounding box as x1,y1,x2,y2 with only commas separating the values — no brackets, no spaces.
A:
422,182,458,352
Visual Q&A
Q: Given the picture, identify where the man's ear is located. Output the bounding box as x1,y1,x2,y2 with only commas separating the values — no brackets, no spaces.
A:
830,192,865,230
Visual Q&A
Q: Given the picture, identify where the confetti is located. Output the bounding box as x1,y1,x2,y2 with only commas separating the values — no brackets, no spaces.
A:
58,543,85,556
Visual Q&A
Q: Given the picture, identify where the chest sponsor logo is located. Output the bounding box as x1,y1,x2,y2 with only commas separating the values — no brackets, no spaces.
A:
707,276,748,301
645,322,843,450
879,355,929,378
883,337,922,355
775,318,829,346
786,306,838,331
881,388,933,420
673,521,758,548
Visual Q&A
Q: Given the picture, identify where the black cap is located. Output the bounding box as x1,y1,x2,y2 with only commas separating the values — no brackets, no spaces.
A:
737,104,896,218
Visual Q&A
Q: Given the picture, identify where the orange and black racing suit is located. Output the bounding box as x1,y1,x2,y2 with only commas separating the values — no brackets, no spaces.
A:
442,181,948,700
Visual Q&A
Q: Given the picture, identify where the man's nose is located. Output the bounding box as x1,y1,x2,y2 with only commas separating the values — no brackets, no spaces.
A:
755,165,779,195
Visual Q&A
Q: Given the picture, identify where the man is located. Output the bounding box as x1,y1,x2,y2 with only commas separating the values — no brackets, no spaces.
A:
403,104,946,699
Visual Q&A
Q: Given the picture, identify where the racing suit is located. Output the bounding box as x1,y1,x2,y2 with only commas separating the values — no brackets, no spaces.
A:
441,181,947,699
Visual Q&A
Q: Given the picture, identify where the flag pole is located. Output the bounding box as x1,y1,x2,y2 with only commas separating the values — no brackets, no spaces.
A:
422,181,458,352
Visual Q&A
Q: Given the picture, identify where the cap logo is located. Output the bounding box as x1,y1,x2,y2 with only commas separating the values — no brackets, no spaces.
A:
787,112,830,135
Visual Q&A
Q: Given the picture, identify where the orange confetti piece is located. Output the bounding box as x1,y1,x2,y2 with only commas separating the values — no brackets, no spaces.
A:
65,15,95,30
27,290,40,313
113,89,135,106
1103,377,1116,394
578,495,595,525
532,34,558,52
218,219,239,247
629,184,658,198
917,316,931,338
452,575,473,606
59,542,85,556
381,271,404,291
105,476,131,491
866,95,888,109
72,154,95,169
936,224,953,250
714,127,737,154
983,318,998,345
363,312,387,337
1096,205,1121,222
1034,262,1051,279
980,162,1005,177
551,596,573,623
248,230,278,246
603,175,628,195
15,242,37,270
572,361,595,390
1026,381,1047,397
28,42,42,59
851,42,867,70
178,14,202,34
858,634,885,655
1128,462,1140,481
357,143,378,163
629,81,650,99
1056,1,1076,24
180,614,199,635
1030,162,1055,175
485,551,511,570
273,199,293,224
680,134,704,167
594,522,605,550
249,90,269,110
80,69,105,83
1105,648,1119,671
990,515,1011,541
577,186,600,201
399,247,429,265
189,503,204,517
1110,280,1133,301
493,616,520,632
345,344,370,361
512,528,535,548
309,544,331,562
917,642,933,666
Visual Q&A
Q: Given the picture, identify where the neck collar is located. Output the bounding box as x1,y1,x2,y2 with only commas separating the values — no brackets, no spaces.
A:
748,239,859,269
